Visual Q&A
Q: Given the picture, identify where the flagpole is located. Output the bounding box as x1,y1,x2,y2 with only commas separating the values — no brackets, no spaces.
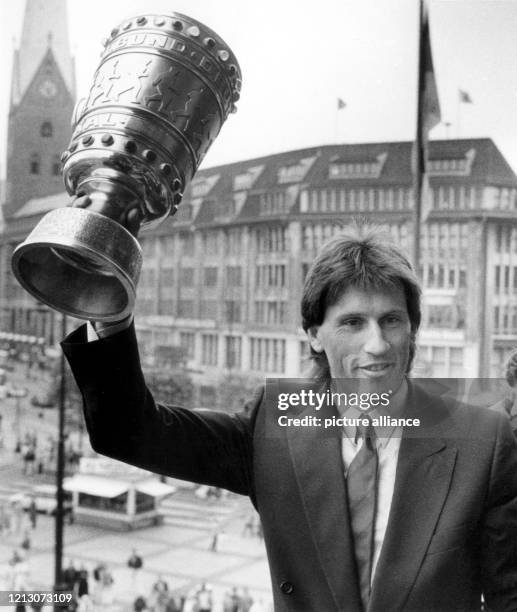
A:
456,91,460,138
412,0,424,274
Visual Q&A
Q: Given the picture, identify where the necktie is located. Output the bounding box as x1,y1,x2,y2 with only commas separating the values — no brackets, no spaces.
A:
346,418,378,610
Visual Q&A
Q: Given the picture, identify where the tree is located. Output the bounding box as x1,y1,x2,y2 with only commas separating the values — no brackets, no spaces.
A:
216,372,262,414
144,367,194,407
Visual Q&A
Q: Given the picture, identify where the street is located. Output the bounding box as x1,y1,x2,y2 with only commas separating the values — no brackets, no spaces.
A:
0,359,273,610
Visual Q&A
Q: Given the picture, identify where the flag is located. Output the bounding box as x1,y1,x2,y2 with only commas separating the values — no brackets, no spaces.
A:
459,89,473,104
414,0,441,261
337,98,346,110
418,1,441,141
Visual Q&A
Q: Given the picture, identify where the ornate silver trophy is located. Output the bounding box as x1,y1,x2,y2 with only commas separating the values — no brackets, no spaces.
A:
12,13,241,321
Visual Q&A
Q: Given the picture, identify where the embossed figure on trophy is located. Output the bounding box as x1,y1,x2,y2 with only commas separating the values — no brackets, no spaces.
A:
112,59,153,105
143,66,182,114
192,113,217,162
86,70,107,108
170,87,206,131
102,59,122,103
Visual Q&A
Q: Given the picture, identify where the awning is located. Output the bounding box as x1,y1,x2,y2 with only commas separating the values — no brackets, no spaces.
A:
64,475,129,498
136,480,177,498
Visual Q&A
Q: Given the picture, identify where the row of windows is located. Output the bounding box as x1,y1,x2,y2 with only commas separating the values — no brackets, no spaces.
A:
494,305,517,334
138,295,292,327
250,337,286,373
255,264,286,288
301,223,410,253
423,264,467,290
138,260,468,318
254,301,288,325
494,265,517,293
416,345,464,377
200,333,286,372
301,188,412,214
255,227,287,253
144,221,474,264
143,229,243,260
259,192,290,216
28,153,61,176
300,187,486,215
495,226,517,253
425,304,466,329
422,223,470,258
328,160,383,180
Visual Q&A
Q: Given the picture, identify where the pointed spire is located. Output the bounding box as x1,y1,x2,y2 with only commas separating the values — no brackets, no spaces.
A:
12,0,75,105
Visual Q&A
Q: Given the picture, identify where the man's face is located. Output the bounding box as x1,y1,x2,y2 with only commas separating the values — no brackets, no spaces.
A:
308,285,411,396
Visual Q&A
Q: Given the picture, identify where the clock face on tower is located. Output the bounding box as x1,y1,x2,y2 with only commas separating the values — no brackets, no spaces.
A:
39,79,57,98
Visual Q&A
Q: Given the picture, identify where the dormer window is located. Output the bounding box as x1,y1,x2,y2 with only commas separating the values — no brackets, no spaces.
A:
233,165,264,191
427,149,476,176
277,156,317,184
190,174,220,198
329,152,387,179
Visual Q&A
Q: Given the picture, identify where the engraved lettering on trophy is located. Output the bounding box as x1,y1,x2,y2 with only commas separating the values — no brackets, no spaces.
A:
144,33,169,49
77,112,126,133
111,33,146,49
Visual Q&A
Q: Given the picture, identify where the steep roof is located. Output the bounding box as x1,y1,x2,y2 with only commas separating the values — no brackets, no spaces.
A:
11,0,75,105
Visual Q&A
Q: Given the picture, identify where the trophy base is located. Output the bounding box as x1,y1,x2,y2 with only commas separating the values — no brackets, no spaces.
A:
11,207,142,322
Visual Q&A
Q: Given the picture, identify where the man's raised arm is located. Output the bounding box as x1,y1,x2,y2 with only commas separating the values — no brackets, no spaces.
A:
61,319,258,498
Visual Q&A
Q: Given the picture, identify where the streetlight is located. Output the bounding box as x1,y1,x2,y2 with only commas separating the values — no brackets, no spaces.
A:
53,312,67,608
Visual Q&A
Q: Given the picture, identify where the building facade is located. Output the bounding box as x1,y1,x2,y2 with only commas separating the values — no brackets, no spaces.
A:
2,136,517,384
0,0,75,342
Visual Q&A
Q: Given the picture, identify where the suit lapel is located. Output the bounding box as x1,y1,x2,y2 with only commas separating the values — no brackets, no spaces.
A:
287,404,362,611
369,385,458,611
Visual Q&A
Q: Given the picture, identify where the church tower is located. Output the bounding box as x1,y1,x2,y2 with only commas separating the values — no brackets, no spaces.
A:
4,0,75,219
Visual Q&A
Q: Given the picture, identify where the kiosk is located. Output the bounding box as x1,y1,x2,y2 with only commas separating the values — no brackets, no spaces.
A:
64,457,176,530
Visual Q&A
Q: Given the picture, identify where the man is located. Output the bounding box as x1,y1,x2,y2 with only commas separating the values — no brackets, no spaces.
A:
62,225,517,611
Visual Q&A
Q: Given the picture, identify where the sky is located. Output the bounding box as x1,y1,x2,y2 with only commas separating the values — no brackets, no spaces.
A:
1,0,517,177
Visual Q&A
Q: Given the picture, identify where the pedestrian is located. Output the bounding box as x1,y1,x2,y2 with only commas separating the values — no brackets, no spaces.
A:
149,575,169,612
128,548,143,572
20,530,31,553
195,583,213,612
63,559,78,592
76,566,89,599
133,595,147,611
23,443,36,476
209,529,219,553
28,497,37,529
240,587,253,612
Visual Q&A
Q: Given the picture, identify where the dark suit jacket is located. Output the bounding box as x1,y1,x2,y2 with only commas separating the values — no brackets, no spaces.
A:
62,323,517,612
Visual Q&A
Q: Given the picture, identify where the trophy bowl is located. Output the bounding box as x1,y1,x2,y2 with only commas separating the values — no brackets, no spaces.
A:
12,12,241,322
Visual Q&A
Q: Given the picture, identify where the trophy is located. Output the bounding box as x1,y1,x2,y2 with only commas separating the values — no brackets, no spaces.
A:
12,12,241,321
